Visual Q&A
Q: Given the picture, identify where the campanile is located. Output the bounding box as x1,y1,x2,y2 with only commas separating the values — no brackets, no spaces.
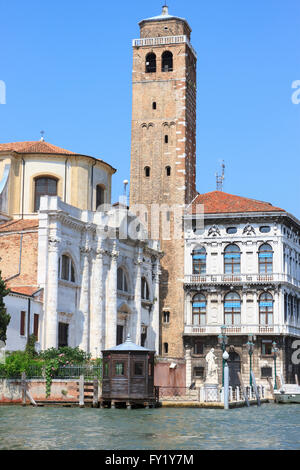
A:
130,6,197,359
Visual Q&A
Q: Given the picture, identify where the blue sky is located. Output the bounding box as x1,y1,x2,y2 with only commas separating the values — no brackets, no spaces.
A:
1,0,300,217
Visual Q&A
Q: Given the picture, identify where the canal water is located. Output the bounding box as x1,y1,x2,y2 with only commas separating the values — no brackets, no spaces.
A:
0,404,300,450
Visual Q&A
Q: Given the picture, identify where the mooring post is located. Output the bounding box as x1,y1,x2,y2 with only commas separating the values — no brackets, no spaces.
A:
251,371,261,407
237,372,250,407
21,372,26,406
93,378,99,408
224,362,229,410
79,375,84,408
267,377,275,399
295,374,299,386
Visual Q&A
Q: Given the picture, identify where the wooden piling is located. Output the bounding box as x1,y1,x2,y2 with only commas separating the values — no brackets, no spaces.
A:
93,378,99,408
79,375,84,408
267,377,274,399
237,372,250,407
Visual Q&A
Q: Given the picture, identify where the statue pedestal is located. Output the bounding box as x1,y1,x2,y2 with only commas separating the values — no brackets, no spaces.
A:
204,383,219,402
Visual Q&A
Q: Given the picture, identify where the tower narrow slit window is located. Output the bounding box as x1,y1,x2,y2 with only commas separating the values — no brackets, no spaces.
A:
96,185,105,210
164,135,169,144
152,102,157,110
145,166,150,178
166,166,171,177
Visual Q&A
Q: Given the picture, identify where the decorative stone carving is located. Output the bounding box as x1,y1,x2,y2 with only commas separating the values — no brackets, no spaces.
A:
243,224,255,236
208,225,220,237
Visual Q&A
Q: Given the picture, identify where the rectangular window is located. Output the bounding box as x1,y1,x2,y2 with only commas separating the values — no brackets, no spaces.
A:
261,341,273,356
194,341,204,355
58,322,69,347
193,367,204,378
103,362,109,377
261,367,272,378
20,311,26,336
117,325,124,346
61,255,70,281
134,362,144,376
33,314,39,341
115,362,125,376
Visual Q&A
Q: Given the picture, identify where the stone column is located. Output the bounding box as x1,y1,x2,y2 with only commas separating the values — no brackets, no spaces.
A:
90,243,106,358
134,247,143,345
151,258,161,354
79,247,91,353
106,243,119,349
185,347,192,388
46,238,60,349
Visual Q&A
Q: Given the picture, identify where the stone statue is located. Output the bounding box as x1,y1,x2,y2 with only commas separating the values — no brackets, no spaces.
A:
205,348,219,384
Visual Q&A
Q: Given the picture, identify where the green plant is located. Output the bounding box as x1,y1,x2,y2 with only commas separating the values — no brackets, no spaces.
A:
0,272,11,343
61,389,67,396
25,334,37,358
45,359,59,398
39,346,91,364
3,351,43,378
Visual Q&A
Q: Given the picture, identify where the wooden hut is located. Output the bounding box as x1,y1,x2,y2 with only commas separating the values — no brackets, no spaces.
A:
101,336,158,408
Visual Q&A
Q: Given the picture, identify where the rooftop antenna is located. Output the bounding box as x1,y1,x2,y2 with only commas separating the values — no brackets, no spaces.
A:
40,130,45,142
216,160,225,192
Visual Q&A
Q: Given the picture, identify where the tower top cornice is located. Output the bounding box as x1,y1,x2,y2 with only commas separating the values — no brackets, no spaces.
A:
139,6,191,33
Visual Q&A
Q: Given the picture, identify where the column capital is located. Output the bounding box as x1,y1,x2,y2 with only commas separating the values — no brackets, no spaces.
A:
48,238,60,252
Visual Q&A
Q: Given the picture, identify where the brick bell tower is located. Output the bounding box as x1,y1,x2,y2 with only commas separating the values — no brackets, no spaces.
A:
129,6,197,361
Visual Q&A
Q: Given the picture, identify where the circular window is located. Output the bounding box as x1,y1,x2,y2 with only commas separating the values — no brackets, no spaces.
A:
260,226,271,233
227,227,237,234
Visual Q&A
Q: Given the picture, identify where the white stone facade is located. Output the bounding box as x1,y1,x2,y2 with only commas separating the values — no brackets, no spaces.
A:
5,196,161,356
183,211,300,387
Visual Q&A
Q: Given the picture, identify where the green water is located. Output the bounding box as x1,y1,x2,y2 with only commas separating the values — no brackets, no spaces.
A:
0,404,300,450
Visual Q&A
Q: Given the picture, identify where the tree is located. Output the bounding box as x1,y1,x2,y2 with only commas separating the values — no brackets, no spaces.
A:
0,272,10,343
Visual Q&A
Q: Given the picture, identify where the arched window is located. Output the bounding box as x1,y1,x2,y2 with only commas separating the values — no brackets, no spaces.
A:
144,166,150,178
259,243,273,273
34,177,57,212
146,53,156,73
192,294,206,326
96,185,105,210
224,244,241,274
166,166,171,177
259,293,273,325
162,51,173,72
141,277,150,300
117,268,128,292
224,292,241,325
192,247,206,275
59,254,75,283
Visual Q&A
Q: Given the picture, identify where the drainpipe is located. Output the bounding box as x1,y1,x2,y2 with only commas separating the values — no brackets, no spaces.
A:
64,158,69,203
27,297,31,341
91,160,96,211
21,157,25,219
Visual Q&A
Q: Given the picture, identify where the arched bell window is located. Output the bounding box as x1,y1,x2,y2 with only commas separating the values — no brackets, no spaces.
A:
162,51,173,72
259,293,273,325
192,247,206,275
224,244,241,274
258,243,273,273
34,177,57,212
192,294,206,326
224,292,241,325
146,53,156,73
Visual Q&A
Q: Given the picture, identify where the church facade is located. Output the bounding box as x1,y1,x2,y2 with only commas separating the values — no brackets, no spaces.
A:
0,141,161,356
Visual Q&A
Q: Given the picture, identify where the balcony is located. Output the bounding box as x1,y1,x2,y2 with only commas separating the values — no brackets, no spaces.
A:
184,273,300,288
184,324,300,337
132,35,197,58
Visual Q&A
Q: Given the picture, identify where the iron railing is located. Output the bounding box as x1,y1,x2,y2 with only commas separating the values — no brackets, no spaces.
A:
0,364,103,380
